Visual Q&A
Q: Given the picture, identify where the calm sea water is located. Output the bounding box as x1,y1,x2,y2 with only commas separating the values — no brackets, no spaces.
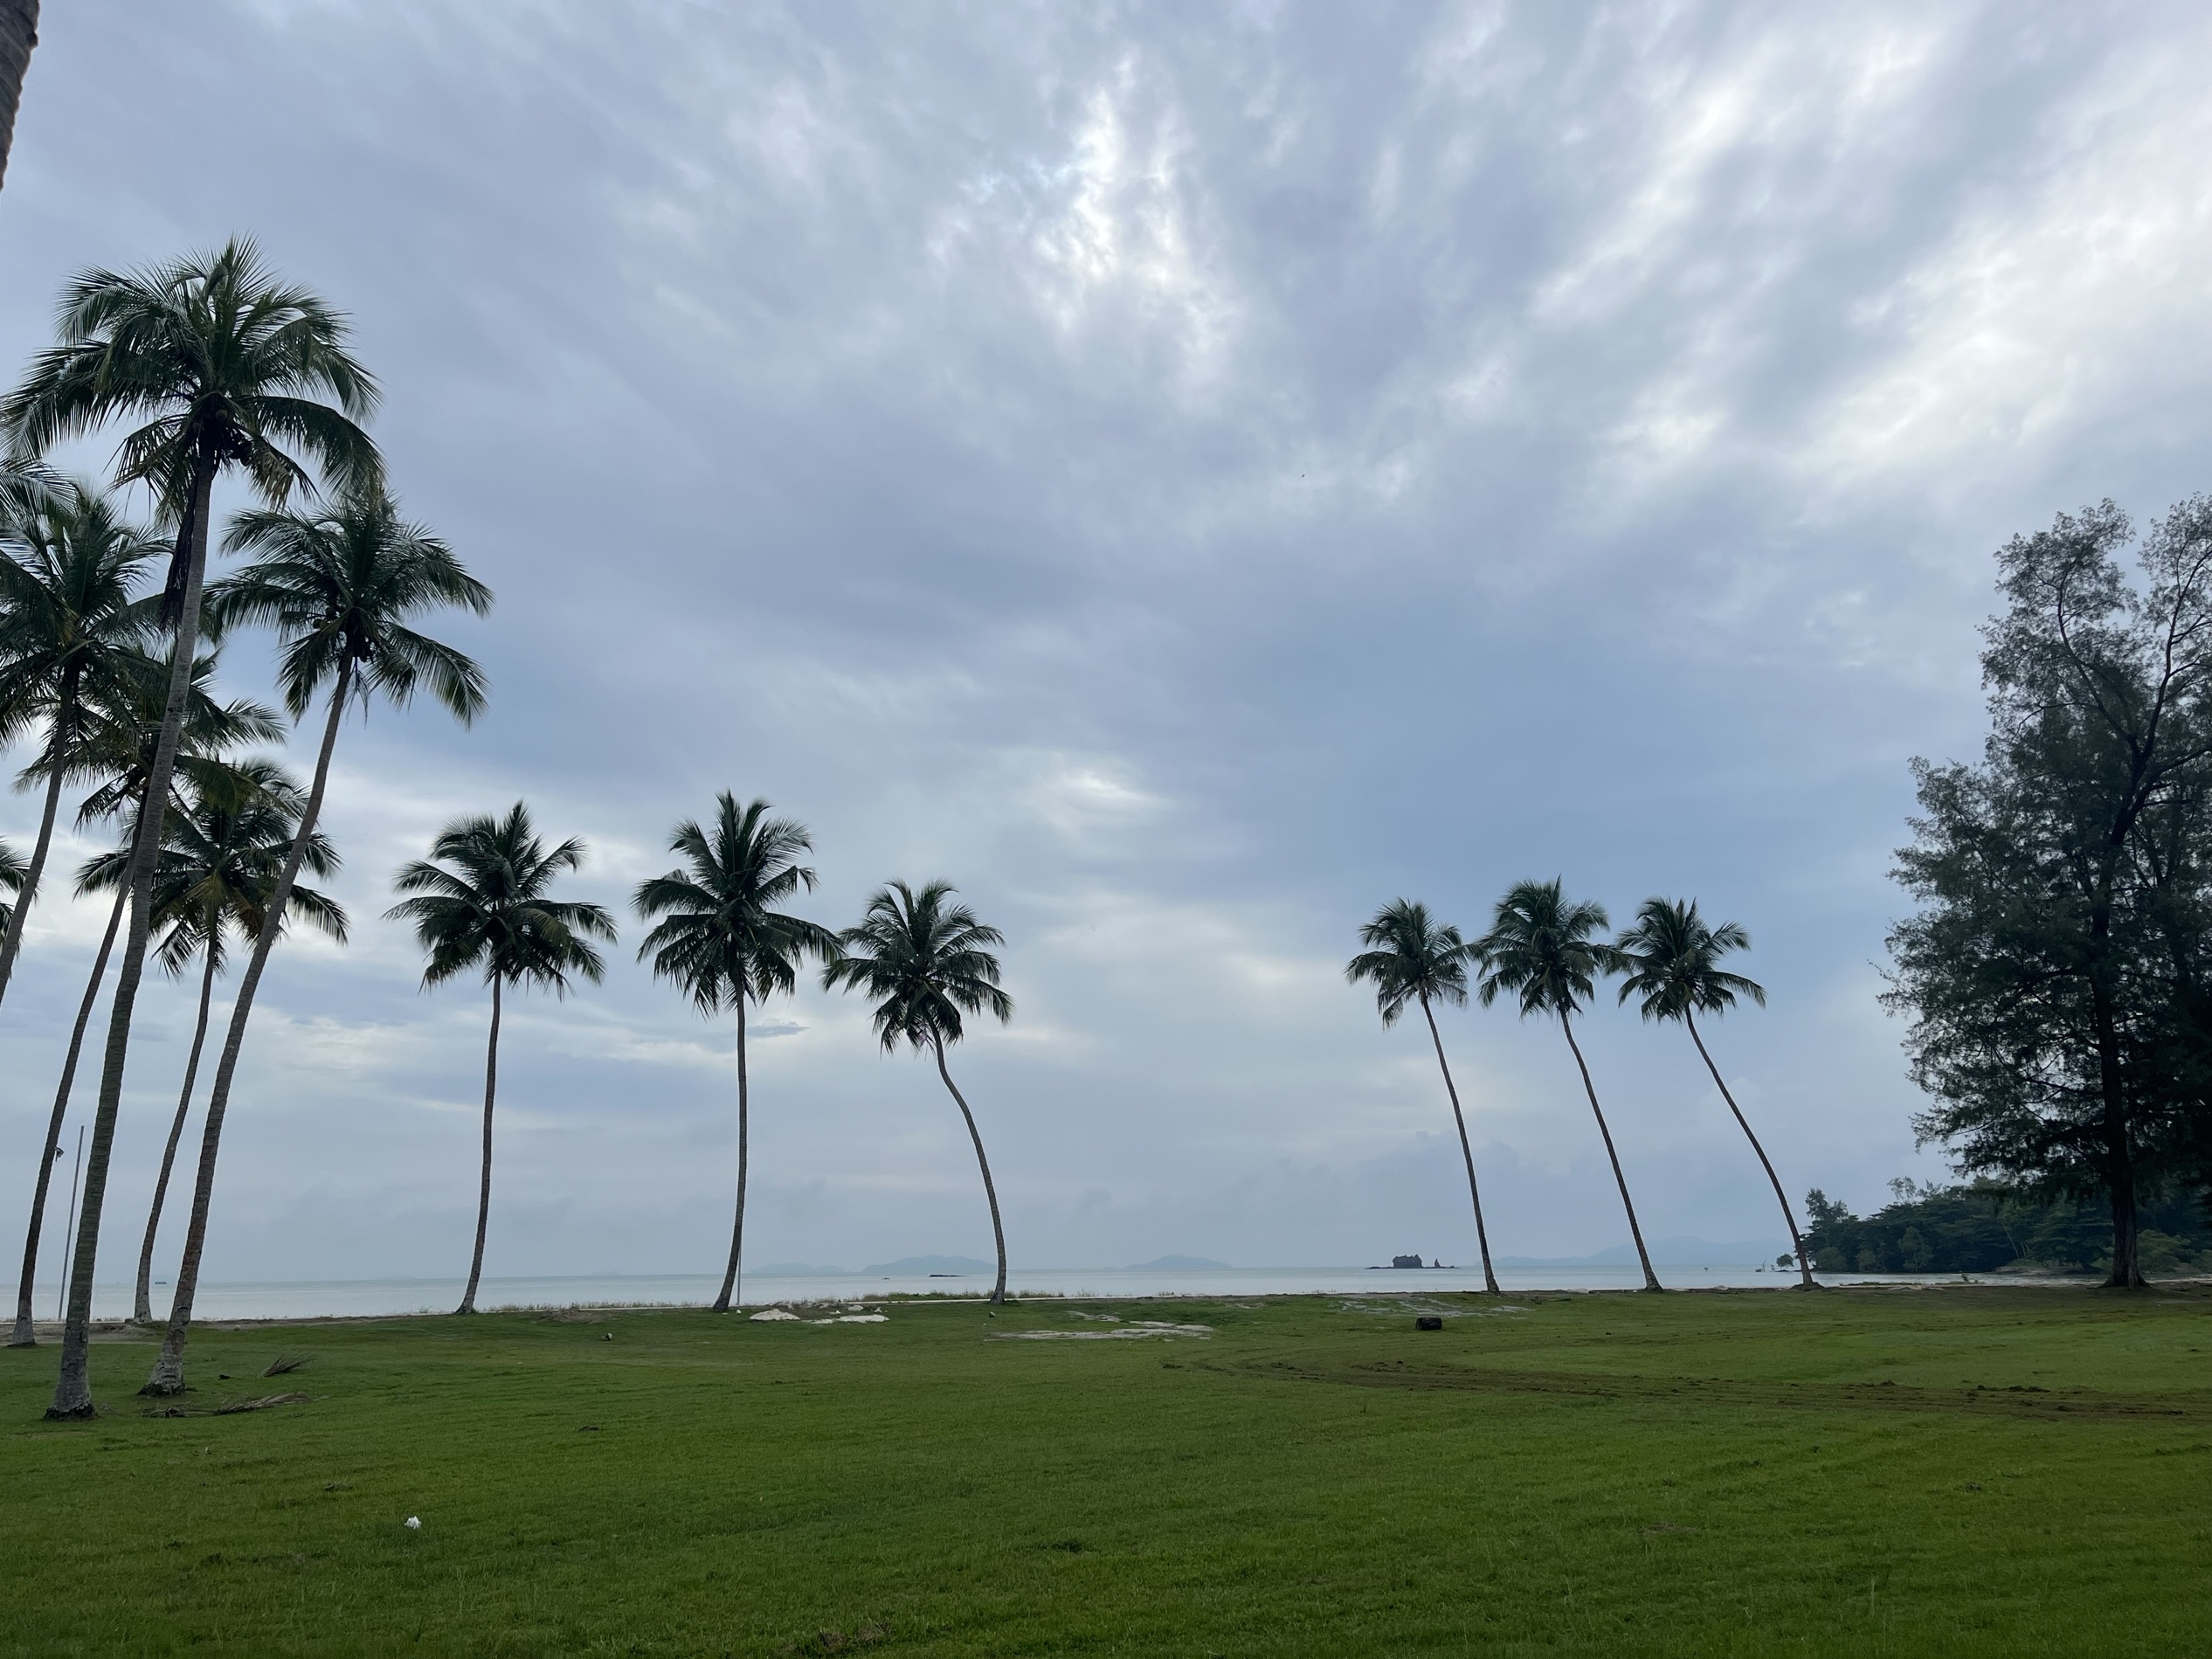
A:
30,1262,2002,1322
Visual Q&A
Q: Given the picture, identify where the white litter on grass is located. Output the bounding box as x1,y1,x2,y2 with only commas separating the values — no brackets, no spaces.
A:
1069,1311,1122,1323
823,1314,888,1324
404,1517,421,1531
998,1321,1213,1341
750,1308,801,1322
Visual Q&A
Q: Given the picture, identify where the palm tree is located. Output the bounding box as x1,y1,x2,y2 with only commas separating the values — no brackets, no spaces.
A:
142,489,486,1393
634,795,837,1314
823,881,1014,1305
2,242,379,1418
7,646,280,1348
100,758,345,1325
0,480,162,1006
0,2,37,192
0,839,20,930
386,805,613,1317
1474,878,1661,1293
1346,899,1501,1293
1614,897,1808,1289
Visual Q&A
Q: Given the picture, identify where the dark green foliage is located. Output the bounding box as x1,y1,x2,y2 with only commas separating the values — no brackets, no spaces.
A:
1803,1180,2212,1275
1887,497,2212,1286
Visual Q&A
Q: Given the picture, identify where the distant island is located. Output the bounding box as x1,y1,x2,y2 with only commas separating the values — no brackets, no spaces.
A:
860,1255,999,1276
1375,1255,1454,1268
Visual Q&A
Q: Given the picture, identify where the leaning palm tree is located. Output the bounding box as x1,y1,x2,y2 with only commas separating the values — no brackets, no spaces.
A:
1346,899,1500,1293
142,489,486,1393
1474,878,1661,1292
0,1,38,193
823,881,1014,1305
386,805,613,1317
0,480,162,1007
3,241,379,1417
0,839,19,922
7,646,281,1348
1614,896,1808,1288
89,758,345,1325
634,795,837,1314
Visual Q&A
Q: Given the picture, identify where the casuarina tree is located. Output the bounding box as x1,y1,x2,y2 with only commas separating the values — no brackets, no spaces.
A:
3,241,379,1416
8,646,280,1348
823,881,1014,1304
1475,878,1661,1292
1346,898,1500,1292
1614,897,1807,1287
143,488,484,1393
86,757,344,1325
1888,499,2212,1288
387,805,613,1317
634,795,837,1313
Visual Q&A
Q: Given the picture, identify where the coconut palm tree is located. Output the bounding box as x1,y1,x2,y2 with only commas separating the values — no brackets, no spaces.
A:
142,489,486,1393
823,881,1014,1305
2,241,380,1417
1346,898,1500,1293
633,795,837,1314
7,646,280,1348
91,758,345,1325
0,480,162,1007
1474,878,1660,1293
1614,896,1807,1288
386,805,613,1317
0,2,38,193
0,839,20,929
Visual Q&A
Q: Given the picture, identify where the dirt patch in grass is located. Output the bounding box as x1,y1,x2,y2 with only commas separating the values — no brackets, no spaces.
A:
1221,1357,2212,1421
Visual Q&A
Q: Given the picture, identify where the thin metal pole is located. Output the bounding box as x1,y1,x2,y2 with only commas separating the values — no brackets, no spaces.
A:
57,1125,84,1322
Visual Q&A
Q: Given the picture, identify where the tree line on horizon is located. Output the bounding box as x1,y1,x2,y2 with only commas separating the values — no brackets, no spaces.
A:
0,243,1021,1421
1347,883,1798,1295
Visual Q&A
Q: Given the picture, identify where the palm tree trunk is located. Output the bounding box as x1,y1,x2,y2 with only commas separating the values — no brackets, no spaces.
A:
134,937,218,1324
931,1034,1006,1305
0,2,38,192
456,976,502,1317
0,678,72,1007
9,880,125,1346
1559,1009,1661,1293
143,660,349,1394
711,998,750,1314
1420,992,1499,1293
1684,1008,1812,1289
49,462,212,1419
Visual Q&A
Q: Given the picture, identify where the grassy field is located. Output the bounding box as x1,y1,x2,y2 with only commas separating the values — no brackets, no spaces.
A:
3,1284,2209,1657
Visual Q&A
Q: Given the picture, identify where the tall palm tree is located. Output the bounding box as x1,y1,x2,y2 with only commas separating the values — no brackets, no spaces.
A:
142,489,486,1393
823,881,1014,1305
0,838,20,930
0,1,37,192
97,758,345,1325
7,646,280,1348
1614,897,1808,1288
1346,898,1500,1293
634,795,837,1314
2,242,379,1417
386,805,613,1317
1474,878,1661,1293
0,480,162,1006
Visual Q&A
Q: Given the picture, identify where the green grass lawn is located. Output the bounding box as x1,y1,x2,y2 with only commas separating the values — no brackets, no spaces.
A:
4,1284,2209,1656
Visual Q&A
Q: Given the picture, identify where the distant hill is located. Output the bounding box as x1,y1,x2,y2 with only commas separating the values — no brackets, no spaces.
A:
1497,1237,1790,1268
860,1255,997,1276
1126,1255,1230,1270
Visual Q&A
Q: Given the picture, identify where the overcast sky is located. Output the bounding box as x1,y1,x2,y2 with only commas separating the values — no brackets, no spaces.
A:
3,2,2209,1283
